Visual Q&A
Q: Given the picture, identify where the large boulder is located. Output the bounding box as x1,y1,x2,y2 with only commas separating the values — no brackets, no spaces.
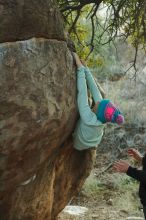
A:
0,0,94,219
0,0,65,42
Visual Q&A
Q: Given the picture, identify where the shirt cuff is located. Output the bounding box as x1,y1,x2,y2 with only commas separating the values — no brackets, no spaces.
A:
126,166,134,176
77,65,85,71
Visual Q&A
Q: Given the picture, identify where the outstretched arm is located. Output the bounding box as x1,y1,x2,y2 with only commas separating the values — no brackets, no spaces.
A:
127,166,146,184
85,67,104,103
95,80,106,99
113,159,146,184
72,53,100,125
80,60,104,102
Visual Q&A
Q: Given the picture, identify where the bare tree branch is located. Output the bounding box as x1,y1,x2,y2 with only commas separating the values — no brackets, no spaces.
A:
58,0,146,75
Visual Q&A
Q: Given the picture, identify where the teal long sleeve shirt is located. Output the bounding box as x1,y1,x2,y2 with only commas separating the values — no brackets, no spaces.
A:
73,66,105,150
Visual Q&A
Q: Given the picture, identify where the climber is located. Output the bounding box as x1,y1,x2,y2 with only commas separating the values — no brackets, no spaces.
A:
72,52,124,151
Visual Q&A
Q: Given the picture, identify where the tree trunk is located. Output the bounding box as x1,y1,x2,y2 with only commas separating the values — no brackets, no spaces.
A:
0,0,94,219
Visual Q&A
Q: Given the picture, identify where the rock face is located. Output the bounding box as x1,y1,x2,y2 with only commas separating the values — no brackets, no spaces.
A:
0,0,65,42
0,1,94,220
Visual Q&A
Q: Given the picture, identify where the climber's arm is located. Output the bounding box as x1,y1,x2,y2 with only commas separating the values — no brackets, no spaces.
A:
95,80,106,99
76,67,100,125
80,59,105,101
84,67,103,103
73,53,99,125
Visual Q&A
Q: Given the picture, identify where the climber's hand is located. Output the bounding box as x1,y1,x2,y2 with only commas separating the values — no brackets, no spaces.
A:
72,53,83,68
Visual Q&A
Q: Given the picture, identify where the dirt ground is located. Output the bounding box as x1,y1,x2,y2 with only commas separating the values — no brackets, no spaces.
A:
58,150,145,220
58,205,143,220
58,170,144,220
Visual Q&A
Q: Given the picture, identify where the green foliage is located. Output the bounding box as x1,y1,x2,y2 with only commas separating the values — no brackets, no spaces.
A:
65,7,122,80
66,5,94,63
82,173,107,196
58,0,146,62
64,4,125,79
82,172,139,213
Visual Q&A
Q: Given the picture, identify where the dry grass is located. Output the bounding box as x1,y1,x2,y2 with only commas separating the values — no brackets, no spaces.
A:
102,74,146,125
58,172,143,220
